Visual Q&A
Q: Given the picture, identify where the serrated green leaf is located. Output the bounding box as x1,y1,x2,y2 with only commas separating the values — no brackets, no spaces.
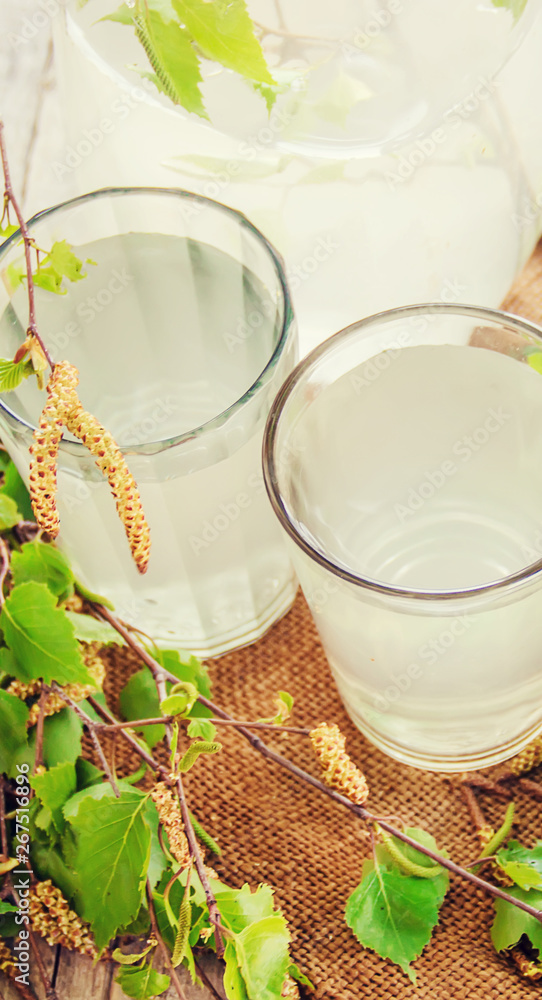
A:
224,939,249,1000
112,942,154,965
0,902,19,939
11,540,74,600
155,648,211,699
120,668,164,748
0,690,29,775
34,266,65,295
42,708,84,768
217,883,276,935
66,784,151,949
6,260,26,290
187,719,216,741
491,885,542,952
115,962,170,1000
45,241,86,282
1,582,92,685
0,358,34,393
132,6,207,117
76,757,104,790
234,914,290,1000
172,0,274,85
30,761,77,834
1,460,33,520
495,840,542,891
345,831,449,983
0,492,21,531
0,902,18,914
30,827,83,911
64,610,125,645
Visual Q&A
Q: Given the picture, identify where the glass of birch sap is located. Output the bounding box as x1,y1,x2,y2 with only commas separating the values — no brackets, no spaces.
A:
0,188,297,656
263,304,542,771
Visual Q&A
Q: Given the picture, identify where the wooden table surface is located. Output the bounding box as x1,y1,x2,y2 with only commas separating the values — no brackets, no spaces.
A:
0,3,222,997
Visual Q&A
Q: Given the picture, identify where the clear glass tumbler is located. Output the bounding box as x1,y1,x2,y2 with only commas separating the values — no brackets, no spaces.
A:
263,304,542,771
0,188,297,656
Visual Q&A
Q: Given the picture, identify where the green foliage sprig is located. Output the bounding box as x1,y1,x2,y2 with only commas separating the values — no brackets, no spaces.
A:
96,0,277,118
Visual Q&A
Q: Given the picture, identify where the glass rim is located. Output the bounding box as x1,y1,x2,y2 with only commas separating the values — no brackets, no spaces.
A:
263,301,542,603
0,186,294,457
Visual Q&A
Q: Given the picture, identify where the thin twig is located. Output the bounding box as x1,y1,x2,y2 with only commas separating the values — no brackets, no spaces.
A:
517,778,542,801
33,687,48,778
0,120,54,370
86,694,163,775
51,684,120,796
152,664,225,960
91,605,542,925
0,537,10,606
146,879,188,1000
94,715,309,735
461,784,488,833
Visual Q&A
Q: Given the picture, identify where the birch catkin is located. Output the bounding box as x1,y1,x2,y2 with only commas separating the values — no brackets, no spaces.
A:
28,362,150,573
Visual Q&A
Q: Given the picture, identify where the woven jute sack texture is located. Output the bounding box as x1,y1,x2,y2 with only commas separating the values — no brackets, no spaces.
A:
103,247,542,1000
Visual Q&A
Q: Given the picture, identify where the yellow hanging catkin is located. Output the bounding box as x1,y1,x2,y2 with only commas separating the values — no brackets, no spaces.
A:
28,362,150,573
309,723,369,804
150,781,192,869
7,642,105,726
29,880,98,958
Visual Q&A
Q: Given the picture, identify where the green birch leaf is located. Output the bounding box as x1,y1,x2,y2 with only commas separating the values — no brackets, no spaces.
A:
345,837,449,984
217,882,276,935
7,705,83,777
42,708,84,768
186,719,216,741
1,460,33,520
45,241,87,282
495,841,542,891
65,784,152,949
30,829,83,911
1,582,92,685
115,963,170,1000
11,540,74,600
224,939,249,1000
234,914,290,1000
0,359,34,393
0,690,29,775
172,0,274,85
0,493,22,531
491,886,542,952
30,761,77,834
132,7,207,117
76,757,104,790
34,267,65,294
64,610,125,645
120,668,164,748
155,647,211,698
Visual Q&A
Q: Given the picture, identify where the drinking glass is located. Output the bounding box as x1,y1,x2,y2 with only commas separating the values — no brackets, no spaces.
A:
0,187,297,655
263,303,542,770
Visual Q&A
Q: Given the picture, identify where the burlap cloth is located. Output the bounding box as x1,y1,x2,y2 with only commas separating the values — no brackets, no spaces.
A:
102,248,542,1000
